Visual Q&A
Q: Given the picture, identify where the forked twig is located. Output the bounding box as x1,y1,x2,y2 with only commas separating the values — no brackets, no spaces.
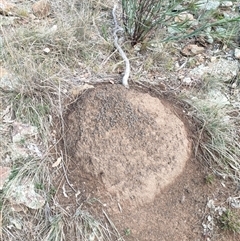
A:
112,4,130,88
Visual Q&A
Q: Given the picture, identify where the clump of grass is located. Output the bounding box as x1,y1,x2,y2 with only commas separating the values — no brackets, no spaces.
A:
43,208,125,241
0,1,127,240
1,157,52,240
43,215,65,241
218,209,240,233
205,173,215,185
121,0,240,46
122,0,187,46
185,78,240,183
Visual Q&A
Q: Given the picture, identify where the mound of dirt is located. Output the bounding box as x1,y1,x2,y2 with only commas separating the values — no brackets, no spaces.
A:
63,84,191,210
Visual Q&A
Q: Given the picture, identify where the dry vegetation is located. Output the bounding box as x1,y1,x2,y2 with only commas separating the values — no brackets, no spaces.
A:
0,0,240,240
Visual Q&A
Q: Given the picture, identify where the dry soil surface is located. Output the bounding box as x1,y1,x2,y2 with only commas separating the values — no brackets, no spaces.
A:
54,84,240,241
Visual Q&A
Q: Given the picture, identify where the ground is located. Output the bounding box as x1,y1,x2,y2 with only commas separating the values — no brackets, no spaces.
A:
1,0,240,241
53,84,240,241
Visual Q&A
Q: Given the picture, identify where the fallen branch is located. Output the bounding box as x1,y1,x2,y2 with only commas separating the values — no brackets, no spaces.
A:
112,4,130,88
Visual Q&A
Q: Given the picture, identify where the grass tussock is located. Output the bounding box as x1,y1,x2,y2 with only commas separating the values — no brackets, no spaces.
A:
219,209,240,233
122,0,240,46
186,82,240,182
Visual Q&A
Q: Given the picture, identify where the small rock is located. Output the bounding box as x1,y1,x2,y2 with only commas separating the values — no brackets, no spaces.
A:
181,44,205,56
209,90,230,106
182,77,193,85
9,217,22,230
205,34,214,44
10,204,28,213
9,143,29,161
0,0,16,16
0,66,17,91
210,56,217,62
0,166,11,190
175,12,194,22
12,122,38,143
184,59,238,84
43,47,50,54
221,1,233,7
7,179,45,209
234,48,240,59
197,0,220,10
32,0,51,18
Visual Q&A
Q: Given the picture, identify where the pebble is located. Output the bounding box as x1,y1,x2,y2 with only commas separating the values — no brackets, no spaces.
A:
32,0,51,18
175,13,194,22
197,0,220,10
182,77,192,85
234,48,240,59
181,44,205,57
221,1,233,7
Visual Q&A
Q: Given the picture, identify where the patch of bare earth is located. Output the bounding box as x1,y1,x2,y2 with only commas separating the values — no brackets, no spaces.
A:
53,84,240,241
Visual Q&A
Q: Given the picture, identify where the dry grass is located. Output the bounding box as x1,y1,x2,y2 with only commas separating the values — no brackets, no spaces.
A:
0,0,125,240
0,0,240,240
185,80,240,183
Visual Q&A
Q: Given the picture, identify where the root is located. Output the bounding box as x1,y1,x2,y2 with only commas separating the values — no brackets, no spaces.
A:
112,4,130,88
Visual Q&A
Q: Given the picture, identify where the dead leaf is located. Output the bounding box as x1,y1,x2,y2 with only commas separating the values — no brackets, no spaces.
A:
52,157,62,167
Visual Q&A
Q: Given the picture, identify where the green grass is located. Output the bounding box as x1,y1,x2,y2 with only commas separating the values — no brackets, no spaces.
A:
219,209,240,233
121,0,240,45
205,174,215,185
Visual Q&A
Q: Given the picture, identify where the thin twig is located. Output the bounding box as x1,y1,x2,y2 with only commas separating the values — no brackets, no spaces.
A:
112,4,130,88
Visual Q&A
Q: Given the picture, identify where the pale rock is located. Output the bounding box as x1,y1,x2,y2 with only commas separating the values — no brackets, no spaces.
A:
207,89,230,107
175,12,194,22
12,122,38,143
197,0,220,10
182,77,193,85
210,56,217,62
43,47,50,54
207,58,239,82
181,44,205,56
7,179,45,209
32,0,51,18
0,166,11,190
221,1,233,7
9,122,39,161
234,48,240,59
0,66,17,91
9,217,22,230
205,34,214,44
186,59,238,83
9,143,29,160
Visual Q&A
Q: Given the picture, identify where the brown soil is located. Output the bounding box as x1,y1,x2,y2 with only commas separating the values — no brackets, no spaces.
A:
54,84,240,241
